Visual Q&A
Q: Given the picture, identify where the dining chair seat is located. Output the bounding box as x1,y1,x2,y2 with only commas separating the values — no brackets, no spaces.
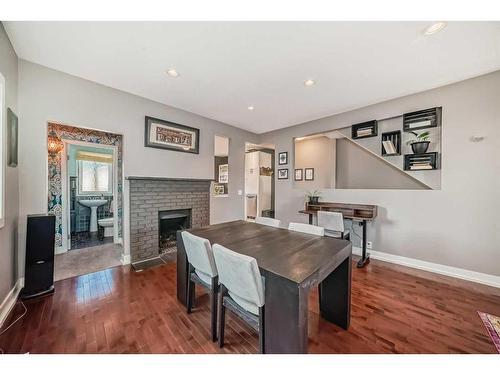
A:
288,222,325,236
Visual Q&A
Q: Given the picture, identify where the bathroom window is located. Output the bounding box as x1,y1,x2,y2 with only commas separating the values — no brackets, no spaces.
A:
78,159,113,195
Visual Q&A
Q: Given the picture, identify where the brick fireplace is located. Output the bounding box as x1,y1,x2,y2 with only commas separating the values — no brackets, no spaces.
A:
128,177,211,262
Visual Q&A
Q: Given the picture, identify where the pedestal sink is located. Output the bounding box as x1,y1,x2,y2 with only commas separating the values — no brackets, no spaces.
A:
79,199,107,232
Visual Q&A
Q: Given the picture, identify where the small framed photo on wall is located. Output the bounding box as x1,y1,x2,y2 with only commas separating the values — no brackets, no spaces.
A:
294,169,303,181
278,168,289,180
305,168,314,181
278,151,288,165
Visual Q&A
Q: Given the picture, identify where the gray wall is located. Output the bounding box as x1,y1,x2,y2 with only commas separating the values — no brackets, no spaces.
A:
260,70,500,276
335,138,428,190
0,23,19,303
294,136,335,190
17,60,259,271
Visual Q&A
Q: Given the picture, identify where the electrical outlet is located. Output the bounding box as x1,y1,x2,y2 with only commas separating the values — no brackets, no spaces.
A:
366,241,373,250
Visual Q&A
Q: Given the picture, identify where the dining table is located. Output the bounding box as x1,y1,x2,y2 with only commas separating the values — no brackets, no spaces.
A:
176,220,352,354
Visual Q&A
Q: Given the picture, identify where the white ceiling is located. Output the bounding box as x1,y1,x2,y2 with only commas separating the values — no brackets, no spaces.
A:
4,21,500,134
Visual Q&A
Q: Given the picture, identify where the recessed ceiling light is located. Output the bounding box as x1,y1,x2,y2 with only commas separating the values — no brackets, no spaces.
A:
166,69,179,77
247,106,255,111
304,79,315,87
424,22,447,36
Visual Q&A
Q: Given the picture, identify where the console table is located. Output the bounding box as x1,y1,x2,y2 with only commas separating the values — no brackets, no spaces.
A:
299,201,377,268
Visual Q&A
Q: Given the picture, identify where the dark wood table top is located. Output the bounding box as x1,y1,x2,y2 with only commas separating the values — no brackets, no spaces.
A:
188,220,351,285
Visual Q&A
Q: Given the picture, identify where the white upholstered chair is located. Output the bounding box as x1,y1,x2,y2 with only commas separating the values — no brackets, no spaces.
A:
255,216,281,228
212,243,266,353
288,222,325,236
317,211,350,240
181,231,219,341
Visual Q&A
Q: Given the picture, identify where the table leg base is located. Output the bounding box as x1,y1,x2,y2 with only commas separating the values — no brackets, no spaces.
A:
356,255,370,268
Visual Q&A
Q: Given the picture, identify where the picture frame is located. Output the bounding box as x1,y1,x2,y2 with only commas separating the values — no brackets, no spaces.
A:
7,108,18,167
218,164,229,183
277,168,289,180
145,116,200,154
213,184,225,196
294,168,303,181
278,151,288,165
305,168,315,181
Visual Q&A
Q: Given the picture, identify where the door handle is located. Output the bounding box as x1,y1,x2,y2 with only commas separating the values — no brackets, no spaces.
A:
36,260,45,264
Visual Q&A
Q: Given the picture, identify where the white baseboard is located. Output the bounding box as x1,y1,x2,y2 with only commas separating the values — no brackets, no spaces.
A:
0,277,24,328
352,247,500,288
120,253,131,265
55,246,67,255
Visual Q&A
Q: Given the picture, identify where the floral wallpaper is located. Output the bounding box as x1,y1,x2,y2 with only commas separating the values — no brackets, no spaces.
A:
47,123,123,248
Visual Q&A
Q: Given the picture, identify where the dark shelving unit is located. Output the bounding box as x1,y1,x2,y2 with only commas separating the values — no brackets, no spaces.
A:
381,130,401,156
352,120,378,139
404,152,439,171
403,107,442,131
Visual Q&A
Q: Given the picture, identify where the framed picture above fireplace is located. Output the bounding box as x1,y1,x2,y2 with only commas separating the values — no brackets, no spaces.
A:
145,116,200,154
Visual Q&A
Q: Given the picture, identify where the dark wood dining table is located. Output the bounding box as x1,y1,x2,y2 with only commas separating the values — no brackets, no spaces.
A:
176,220,352,354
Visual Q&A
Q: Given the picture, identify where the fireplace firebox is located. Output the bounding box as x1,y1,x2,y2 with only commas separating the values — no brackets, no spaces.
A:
159,209,191,256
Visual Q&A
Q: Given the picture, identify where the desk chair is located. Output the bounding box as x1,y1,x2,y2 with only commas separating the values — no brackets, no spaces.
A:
255,217,281,228
212,244,266,354
317,211,350,240
288,222,325,236
181,231,219,342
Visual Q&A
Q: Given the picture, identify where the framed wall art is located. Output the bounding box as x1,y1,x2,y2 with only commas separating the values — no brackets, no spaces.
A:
145,116,199,154
294,168,303,181
278,151,288,165
305,168,315,181
7,108,18,167
278,168,289,180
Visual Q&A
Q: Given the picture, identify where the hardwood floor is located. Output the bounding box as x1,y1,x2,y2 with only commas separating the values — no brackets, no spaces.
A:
1,257,499,354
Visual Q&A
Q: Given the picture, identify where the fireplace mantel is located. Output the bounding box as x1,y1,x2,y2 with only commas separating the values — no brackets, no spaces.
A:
126,176,214,182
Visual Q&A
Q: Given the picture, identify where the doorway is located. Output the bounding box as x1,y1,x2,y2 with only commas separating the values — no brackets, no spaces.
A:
244,143,275,220
47,122,124,281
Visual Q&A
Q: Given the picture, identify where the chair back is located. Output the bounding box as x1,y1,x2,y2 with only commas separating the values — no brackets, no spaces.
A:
212,244,265,308
255,217,281,228
317,211,345,233
288,222,325,236
181,231,218,277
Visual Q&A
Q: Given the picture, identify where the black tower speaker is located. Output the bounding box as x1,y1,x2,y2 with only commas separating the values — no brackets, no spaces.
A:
21,214,56,299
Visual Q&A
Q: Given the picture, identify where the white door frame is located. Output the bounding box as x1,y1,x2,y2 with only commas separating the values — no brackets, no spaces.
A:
59,139,119,253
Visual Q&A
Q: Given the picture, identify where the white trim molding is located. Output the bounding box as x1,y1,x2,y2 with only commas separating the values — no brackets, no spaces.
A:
352,247,500,288
0,277,24,328
120,253,131,265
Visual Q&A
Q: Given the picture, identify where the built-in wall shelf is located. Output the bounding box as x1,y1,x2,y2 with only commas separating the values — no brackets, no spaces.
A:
381,130,401,156
404,152,439,171
403,107,442,131
352,120,378,139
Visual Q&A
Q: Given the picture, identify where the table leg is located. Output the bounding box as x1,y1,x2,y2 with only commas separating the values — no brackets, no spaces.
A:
264,272,309,353
356,219,370,268
176,230,188,306
318,255,351,329
308,213,313,225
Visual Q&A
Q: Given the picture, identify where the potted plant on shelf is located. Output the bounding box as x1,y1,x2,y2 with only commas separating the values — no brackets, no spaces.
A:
306,190,321,204
406,131,431,154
